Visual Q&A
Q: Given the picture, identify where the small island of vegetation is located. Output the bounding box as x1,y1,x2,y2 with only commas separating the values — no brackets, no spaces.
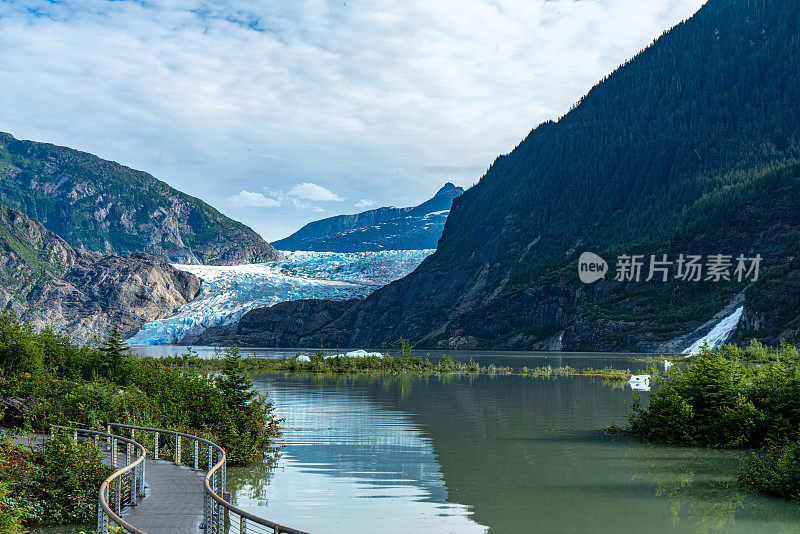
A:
627,341,800,502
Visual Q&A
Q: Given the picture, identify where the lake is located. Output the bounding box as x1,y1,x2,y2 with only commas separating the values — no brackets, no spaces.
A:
37,349,799,534
206,352,800,534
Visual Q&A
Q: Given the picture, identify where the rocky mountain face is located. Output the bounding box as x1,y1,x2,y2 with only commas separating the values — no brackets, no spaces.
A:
0,202,201,343
0,132,282,265
185,299,357,346
222,0,800,351
272,183,464,252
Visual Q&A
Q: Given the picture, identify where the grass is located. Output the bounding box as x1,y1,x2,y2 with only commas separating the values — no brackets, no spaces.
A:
162,348,634,382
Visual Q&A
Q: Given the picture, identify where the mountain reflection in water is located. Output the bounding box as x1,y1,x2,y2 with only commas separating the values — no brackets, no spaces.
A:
220,357,800,534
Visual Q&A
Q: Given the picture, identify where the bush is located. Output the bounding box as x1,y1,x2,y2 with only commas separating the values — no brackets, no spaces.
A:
0,479,24,534
739,440,800,501
629,347,764,447
629,342,800,501
0,432,109,525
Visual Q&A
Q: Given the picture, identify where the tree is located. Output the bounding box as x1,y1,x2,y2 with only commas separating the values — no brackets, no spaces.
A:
216,347,256,410
99,325,128,380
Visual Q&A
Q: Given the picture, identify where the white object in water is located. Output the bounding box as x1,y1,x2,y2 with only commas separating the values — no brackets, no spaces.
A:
296,355,311,362
345,350,384,358
323,350,384,359
664,360,674,372
629,374,651,391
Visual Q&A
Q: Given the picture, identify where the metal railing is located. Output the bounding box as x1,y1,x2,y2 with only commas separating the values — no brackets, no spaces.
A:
50,425,147,534
107,423,310,534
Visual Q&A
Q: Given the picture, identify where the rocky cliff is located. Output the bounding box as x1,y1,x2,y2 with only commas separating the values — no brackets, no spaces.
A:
272,183,464,252
0,202,201,342
0,132,282,265
184,299,357,347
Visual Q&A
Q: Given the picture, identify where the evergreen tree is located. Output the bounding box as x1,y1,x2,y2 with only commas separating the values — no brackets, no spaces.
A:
99,324,128,380
216,346,256,409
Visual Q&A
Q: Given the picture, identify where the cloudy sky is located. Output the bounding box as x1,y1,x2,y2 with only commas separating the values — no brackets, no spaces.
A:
0,0,705,241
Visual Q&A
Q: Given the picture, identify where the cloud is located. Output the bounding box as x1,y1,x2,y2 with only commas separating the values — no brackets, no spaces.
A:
227,190,281,208
0,0,707,240
356,199,376,208
288,182,343,202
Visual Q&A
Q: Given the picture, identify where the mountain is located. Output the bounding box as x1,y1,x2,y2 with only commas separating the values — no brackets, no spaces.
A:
0,132,282,265
272,183,464,252
224,0,800,351
0,202,201,342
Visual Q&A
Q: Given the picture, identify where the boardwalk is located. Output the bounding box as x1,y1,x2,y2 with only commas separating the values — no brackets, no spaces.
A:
122,457,205,534
7,431,206,534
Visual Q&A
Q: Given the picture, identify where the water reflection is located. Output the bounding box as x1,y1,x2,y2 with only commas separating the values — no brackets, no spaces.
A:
228,371,800,534
229,375,485,532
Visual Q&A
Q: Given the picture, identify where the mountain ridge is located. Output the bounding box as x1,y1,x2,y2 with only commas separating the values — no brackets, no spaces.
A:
0,201,201,342
0,132,283,265
272,182,463,252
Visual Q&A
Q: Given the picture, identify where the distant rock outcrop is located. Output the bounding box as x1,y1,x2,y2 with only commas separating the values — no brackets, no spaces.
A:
183,299,357,347
0,202,201,343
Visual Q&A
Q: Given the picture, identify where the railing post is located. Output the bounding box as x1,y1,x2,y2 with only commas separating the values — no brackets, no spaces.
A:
194,439,199,470
96,493,105,534
106,423,112,451
139,449,146,498
111,437,118,469
73,428,78,442
208,445,213,472
103,486,110,531
129,468,136,506
175,434,181,465
202,491,209,530
154,431,159,460
115,478,121,516
221,460,226,496
240,515,247,534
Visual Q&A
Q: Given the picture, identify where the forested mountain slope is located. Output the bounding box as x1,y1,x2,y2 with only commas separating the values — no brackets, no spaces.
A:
0,132,283,265
252,0,800,350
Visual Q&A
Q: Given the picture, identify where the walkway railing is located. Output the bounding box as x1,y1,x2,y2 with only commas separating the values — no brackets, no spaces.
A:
107,423,310,534
50,425,147,534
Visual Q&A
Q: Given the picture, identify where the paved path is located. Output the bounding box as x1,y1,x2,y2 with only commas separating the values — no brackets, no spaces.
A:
5,430,206,533
124,458,205,534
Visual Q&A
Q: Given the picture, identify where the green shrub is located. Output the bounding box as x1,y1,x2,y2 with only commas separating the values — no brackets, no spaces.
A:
0,479,24,534
0,432,109,525
629,347,762,447
739,439,800,501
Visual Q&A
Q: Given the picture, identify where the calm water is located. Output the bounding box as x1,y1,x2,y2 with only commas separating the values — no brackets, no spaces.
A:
217,355,800,534
85,348,800,532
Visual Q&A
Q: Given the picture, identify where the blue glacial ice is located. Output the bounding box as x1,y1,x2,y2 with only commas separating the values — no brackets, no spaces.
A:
128,250,433,345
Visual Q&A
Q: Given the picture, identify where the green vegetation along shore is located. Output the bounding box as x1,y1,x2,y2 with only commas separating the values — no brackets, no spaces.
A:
628,341,800,501
0,313,280,531
166,341,631,382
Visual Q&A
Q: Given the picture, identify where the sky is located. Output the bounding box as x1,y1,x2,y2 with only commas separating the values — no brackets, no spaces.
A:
0,0,706,241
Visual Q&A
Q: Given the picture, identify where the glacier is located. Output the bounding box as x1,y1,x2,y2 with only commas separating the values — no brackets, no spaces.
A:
682,306,744,355
128,250,433,345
